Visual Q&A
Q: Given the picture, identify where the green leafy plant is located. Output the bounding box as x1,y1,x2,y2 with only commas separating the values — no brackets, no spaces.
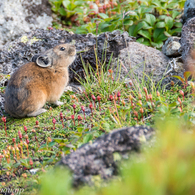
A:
52,0,184,48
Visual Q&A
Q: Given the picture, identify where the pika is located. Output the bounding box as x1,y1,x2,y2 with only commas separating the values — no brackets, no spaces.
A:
4,43,76,118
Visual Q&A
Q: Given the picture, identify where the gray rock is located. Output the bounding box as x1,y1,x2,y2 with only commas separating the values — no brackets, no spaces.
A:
0,0,53,46
183,0,195,23
112,42,184,86
180,17,195,70
162,36,181,57
0,29,135,82
57,126,154,187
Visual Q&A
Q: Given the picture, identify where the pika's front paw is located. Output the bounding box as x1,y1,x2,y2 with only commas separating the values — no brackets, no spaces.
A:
53,101,63,106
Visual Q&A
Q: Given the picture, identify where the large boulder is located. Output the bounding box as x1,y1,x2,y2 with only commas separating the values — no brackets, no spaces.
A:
183,0,195,23
57,126,154,187
0,0,53,46
113,42,184,85
180,17,195,70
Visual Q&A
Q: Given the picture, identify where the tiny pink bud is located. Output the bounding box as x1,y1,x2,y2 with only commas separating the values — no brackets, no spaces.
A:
138,93,142,99
1,116,6,123
91,95,96,101
140,108,144,114
117,92,121,97
177,97,182,103
129,80,133,86
81,106,85,112
29,158,33,166
143,87,148,94
12,138,16,143
35,121,39,125
108,69,113,74
78,115,82,120
60,112,63,119
109,95,113,101
24,134,28,139
18,131,22,140
26,139,29,144
97,95,101,101
89,103,93,109
24,126,27,133
156,91,160,97
52,118,56,124
72,104,76,109
134,111,138,117
71,115,75,120
179,90,184,96
148,94,152,100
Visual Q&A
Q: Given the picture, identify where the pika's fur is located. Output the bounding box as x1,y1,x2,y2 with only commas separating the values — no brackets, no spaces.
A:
4,43,76,118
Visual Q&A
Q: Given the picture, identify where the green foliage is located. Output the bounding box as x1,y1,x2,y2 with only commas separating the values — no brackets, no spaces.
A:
0,50,194,193
39,117,195,195
49,0,185,48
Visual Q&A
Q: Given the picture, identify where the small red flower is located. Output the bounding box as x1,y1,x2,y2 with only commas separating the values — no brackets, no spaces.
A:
52,118,56,124
24,126,27,133
89,103,93,109
35,121,39,125
1,116,6,123
91,95,96,101
18,131,22,140
81,106,85,112
97,96,101,101
78,115,82,120
60,112,63,119
109,95,113,101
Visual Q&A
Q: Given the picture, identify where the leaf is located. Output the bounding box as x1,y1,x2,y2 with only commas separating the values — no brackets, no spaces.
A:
62,0,70,8
164,31,171,37
172,10,181,19
58,7,66,16
174,22,182,28
83,134,93,143
142,21,153,30
171,28,182,34
165,17,174,29
137,38,150,46
138,30,151,41
184,71,192,80
123,19,133,26
155,21,165,28
159,15,167,20
145,14,156,26
153,28,167,42
151,41,163,48
98,13,109,19
172,75,184,83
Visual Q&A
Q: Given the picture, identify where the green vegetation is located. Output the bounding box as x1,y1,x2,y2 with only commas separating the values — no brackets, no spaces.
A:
0,0,194,194
49,0,185,48
0,58,195,193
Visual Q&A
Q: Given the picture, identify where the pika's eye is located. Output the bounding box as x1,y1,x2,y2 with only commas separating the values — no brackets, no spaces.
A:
60,47,65,51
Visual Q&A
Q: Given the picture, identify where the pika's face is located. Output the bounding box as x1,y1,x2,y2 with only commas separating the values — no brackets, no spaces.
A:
35,43,76,69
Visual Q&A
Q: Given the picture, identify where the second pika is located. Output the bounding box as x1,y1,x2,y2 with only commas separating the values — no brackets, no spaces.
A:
4,43,76,118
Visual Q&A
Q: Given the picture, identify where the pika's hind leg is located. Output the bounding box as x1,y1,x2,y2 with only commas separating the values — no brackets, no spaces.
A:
27,108,47,117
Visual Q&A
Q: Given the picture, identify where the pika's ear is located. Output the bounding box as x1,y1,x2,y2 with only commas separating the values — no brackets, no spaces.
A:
36,55,52,68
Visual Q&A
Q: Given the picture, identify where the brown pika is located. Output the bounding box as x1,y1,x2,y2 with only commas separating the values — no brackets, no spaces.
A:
4,43,76,118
